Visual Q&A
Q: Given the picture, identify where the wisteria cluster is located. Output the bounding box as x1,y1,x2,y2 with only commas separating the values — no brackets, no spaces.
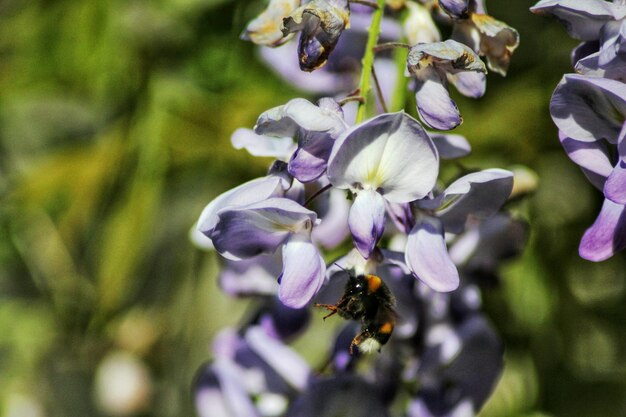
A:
192,0,524,416
531,0,626,261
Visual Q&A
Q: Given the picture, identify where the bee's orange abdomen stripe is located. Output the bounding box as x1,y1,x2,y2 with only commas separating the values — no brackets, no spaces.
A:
366,275,382,293
379,322,394,334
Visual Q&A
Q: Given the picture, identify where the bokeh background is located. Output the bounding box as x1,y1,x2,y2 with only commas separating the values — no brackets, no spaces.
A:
1,0,625,416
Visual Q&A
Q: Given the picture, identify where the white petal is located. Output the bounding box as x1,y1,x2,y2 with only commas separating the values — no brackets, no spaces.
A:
328,112,439,203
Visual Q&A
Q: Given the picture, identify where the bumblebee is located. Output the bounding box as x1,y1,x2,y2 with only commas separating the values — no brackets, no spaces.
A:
315,272,397,354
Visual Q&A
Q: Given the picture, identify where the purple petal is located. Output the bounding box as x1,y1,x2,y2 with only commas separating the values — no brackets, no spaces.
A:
439,0,469,18
414,67,462,131
559,130,613,190
385,201,415,234
259,43,354,95
231,128,295,159
571,41,600,65
288,132,334,182
255,98,346,139
447,71,486,98
195,360,260,417
348,189,386,258
450,214,527,269
442,316,503,410
405,216,460,292
311,188,350,249
604,125,626,204
197,175,288,237
210,198,317,260
245,326,311,390
579,198,626,261
551,74,626,143
219,253,282,297
278,235,326,308
429,133,472,159
605,161,626,204
576,51,626,82
328,112,439,203
434,169,514,234
530,0,622,41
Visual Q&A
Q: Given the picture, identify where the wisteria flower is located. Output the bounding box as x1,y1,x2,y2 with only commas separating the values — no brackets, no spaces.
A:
206,197,326,308
449,1,519,76
253,97,348,183
241,0,300,46
195,326,311,417
551,74,626,260
403,1,441,46
407,40,487,130
260,10,401,94
408,316,503,417
327,112,439,258
532,0,626,80
196,162,292,248
282,0,350,71
405,169,514,292
530,0,626,42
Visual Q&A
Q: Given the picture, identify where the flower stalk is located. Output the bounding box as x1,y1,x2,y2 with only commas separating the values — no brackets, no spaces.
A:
355,0,387,124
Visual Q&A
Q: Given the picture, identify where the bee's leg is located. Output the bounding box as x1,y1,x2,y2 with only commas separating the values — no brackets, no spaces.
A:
314,303,339,320
349,331,367,355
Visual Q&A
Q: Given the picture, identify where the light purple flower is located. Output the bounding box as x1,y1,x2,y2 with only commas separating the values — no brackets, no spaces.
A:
218,253,282,297
208,197,326,308
327,112,439,257
406,169,514,291
195,326,311,417
551,75,626,201
196,164,292,249
579,198,626,261
551,74,626,139
430,133,472,159
532,0,626,79
412,316,503,416
254,97,348,183
531,0,626,42
407,40,487,130
311,186,351,249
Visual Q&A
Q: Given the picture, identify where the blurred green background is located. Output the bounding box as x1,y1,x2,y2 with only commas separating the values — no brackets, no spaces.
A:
1,0,625,416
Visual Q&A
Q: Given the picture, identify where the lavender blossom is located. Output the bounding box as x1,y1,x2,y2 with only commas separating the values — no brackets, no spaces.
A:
551,74,626,260
327,112,439,258
531,0,626,260
407,40,487,130
406,169,514,292
254,97,348,182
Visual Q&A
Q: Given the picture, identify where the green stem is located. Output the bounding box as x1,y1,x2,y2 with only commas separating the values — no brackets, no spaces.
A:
355,0,386,124
391,9,410,112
